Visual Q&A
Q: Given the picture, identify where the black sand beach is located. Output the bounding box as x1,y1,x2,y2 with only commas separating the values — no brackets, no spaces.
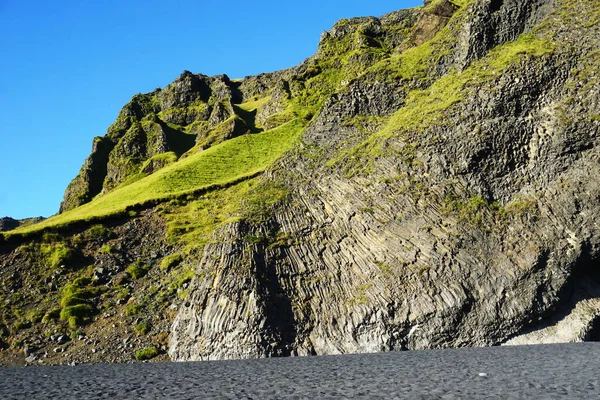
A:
1,343,598,399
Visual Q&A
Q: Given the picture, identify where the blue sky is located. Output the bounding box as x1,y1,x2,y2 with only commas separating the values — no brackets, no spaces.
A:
0,0,421,219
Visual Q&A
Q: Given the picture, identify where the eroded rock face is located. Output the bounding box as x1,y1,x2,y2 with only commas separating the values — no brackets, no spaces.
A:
170,0,600,360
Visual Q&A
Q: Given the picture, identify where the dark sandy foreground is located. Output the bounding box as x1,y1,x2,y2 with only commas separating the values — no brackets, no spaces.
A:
0,343,598,399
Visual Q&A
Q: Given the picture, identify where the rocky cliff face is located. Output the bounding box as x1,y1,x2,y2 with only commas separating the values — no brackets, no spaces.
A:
169,0,600,359
2,0,600,365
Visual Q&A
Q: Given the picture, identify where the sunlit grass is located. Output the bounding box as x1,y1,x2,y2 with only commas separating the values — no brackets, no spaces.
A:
236,96,271,112
9,118,306,236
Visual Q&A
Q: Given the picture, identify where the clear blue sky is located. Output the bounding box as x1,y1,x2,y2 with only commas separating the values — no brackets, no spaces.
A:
0,0,422,219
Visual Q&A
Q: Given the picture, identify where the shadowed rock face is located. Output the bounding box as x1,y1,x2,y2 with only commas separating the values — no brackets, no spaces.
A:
169,0,600,360
0,217,46,232
0,218,19,232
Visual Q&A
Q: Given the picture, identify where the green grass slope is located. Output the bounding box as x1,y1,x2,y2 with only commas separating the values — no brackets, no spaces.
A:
8,118,306,236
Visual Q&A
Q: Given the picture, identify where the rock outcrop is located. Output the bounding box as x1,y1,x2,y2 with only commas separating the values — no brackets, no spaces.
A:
0,218,19,232
0,217,46,233
58,72,281,212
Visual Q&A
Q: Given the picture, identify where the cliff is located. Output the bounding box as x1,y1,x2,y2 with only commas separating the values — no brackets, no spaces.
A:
1,0,599,365
169,0,600,359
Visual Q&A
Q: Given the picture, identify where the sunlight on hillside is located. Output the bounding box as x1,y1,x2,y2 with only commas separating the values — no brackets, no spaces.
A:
10,118,306,235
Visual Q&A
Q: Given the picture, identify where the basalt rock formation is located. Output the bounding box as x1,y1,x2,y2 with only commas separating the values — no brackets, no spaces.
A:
169,0,600,359
1,0,600,365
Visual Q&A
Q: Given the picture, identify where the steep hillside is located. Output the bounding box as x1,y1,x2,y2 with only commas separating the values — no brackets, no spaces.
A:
1,0,600,365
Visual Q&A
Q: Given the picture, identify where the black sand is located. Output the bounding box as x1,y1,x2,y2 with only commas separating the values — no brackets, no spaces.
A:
1,343,598,399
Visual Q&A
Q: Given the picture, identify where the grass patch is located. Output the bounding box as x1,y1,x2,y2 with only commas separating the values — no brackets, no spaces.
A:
442,195,499,225
160,253,182,272
135,320,151,335
26,309,44,324
40,243,73,268
504,196,538,217
241,181,291,224
140,151,178,173
115,286,131,301
371,42,434,81
329,33,555,175
60,304,95,329
83,225,113,240
383,34,552,131
60,278,102,308
236,96,270,113
124,304,142,316
169,269,195,292
163,179,293,257
59,277,102,328
162,179,253,251
16,241,75,269
13,320,31,330
42,308,61,323
126,261,149,280
135,346,159,361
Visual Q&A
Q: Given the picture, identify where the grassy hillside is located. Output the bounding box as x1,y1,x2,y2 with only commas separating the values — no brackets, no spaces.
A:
8,117,306,236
